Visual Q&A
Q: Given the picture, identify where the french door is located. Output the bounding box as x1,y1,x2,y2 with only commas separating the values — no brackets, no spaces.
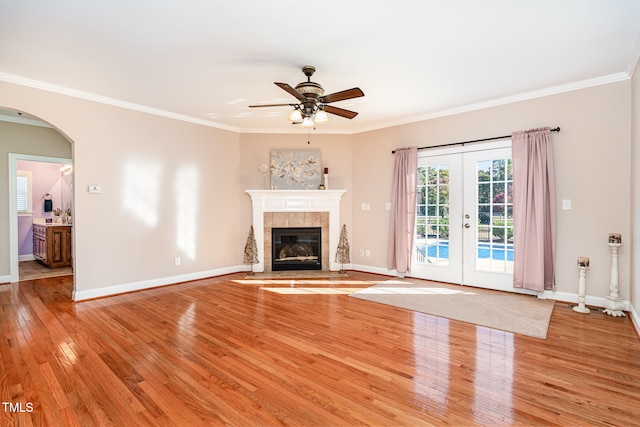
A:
412,143,525,292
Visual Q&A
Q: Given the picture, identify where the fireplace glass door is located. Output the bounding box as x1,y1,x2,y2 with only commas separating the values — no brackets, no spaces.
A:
272,227,322,271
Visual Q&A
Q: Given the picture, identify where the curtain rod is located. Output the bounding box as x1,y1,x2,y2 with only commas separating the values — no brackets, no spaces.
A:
391,127,560,154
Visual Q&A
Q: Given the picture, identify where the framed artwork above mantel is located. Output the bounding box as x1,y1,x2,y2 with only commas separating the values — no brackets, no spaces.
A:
270,150,322,190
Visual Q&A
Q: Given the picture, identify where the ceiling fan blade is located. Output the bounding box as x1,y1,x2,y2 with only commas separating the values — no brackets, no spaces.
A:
321,87,364,103
275,82,305,101
249,103,295,108
323,105,358,119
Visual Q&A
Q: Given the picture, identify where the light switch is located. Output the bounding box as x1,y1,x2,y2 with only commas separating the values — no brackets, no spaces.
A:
562,199,571,210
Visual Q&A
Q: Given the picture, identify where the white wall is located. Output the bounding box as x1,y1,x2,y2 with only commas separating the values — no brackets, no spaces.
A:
1,81,243,299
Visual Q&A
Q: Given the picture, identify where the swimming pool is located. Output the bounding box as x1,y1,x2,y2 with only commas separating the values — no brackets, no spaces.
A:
419,242,514,261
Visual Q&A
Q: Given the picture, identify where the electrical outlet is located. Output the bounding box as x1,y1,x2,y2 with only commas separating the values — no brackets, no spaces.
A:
175,257,181,266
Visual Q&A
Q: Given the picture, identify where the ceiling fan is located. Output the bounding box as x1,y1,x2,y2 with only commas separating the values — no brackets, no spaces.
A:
249,65,364,127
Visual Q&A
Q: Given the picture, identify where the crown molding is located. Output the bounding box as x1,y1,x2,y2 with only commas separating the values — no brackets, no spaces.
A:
627,30,640,77
353,73,630,134
0,71,631,135
0,72,240,133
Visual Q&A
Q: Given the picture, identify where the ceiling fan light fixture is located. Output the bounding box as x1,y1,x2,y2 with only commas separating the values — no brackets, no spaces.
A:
249,66,365,127
314,108,329,123
301,116,315,128
288,108,303,122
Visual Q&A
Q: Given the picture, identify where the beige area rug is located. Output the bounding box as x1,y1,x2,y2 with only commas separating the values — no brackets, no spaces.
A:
244,271,349,280
351,279,555,339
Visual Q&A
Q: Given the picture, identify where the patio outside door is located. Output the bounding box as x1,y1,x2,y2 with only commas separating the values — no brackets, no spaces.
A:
412,143,525,292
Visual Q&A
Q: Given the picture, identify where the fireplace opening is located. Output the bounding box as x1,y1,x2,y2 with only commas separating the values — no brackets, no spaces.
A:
272,227,322,271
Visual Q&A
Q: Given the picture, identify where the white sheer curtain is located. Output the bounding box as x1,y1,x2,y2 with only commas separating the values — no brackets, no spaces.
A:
512,128,556,291
387,147,418,274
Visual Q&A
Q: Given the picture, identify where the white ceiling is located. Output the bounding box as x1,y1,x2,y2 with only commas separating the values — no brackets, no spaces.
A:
1,1,640,134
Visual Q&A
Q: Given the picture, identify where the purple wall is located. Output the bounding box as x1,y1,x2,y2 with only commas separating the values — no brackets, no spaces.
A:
17,160,72,257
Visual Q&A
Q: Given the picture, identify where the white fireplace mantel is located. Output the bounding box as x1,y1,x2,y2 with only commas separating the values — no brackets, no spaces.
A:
246,189,346,272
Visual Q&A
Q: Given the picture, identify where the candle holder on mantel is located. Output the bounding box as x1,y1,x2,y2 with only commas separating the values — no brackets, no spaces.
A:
573,257,591,314
603,233,626,317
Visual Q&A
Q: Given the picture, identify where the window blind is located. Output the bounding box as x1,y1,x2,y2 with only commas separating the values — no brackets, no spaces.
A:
16,171,32,213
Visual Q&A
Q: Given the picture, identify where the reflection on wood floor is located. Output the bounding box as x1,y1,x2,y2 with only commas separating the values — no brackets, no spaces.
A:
19,259,73,281
1,270,639,426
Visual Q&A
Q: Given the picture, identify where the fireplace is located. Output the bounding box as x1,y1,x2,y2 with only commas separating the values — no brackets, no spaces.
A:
246,189,346,272
272,227,322,271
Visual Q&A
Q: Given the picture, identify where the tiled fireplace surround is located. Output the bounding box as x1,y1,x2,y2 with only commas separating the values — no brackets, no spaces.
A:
246,190,346,272
264,212,329,272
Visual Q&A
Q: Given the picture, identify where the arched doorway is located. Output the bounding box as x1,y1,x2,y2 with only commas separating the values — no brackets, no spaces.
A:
1,108,75,292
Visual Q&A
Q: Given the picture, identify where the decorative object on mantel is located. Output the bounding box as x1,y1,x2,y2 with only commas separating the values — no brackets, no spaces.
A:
573,257,591,314
335,224,350,274
603,233,626,317
270,150,321,189
243,225,259,275
323,167,329,190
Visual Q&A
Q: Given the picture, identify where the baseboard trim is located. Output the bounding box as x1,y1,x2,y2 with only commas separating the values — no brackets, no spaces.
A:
350,263,401,277
629,304,640,336
73,265,248,301
72,264,383,301
19,254,36,262
0,274,11,284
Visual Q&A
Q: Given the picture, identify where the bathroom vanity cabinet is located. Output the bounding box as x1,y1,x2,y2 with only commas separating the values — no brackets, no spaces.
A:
33,224,72,268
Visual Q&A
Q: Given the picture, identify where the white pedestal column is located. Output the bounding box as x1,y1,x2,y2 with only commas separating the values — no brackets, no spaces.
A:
573,257,591,314
603,242,626,317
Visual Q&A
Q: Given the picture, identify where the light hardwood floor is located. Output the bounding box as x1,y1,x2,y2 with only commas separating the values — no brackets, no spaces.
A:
1,271,639,426
19,260,73,281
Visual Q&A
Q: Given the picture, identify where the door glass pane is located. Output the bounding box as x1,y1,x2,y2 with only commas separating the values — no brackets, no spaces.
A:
478,205,490,225
476,158,514,273
478,184,490,203
416,164,450,266
427,186,437,204
417,186,426,205
478,161,491,181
